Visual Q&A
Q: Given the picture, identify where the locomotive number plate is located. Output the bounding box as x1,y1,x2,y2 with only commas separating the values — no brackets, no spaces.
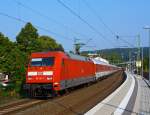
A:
37,72,43,75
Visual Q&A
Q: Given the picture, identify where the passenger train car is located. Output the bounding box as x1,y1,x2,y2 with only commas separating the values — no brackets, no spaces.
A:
24,51,119,97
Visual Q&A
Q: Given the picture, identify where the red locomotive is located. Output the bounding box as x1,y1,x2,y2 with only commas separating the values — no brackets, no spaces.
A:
24,51,119,97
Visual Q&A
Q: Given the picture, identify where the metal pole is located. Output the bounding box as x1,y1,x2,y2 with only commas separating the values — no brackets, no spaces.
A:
129,50,131,72
149,29,150,81
144,27,150,81
142,47,143,77
136,35,141,75
136,37,138,74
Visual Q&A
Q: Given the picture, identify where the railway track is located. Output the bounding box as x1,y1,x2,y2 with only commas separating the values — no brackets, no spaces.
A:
0,99,45,115
0,71,124,115
16,71,124,115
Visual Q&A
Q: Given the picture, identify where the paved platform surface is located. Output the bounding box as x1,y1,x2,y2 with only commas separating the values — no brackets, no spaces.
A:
85,72,150,115
132,76,150,115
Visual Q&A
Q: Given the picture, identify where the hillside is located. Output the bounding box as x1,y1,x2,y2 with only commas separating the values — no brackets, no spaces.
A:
82,47,149,63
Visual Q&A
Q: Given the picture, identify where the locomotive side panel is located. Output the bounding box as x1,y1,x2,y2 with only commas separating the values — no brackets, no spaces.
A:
60,59,95,89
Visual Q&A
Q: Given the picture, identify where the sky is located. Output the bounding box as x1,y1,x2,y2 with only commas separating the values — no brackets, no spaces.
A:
0,0,150,52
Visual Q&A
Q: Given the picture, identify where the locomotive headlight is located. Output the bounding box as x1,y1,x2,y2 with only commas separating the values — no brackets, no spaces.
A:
28,72,37,76
47,76,52,80
43,71,53,75
28,77,32,80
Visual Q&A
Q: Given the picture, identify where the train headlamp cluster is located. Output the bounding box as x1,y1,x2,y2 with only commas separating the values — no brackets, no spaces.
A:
28,71,53,76
28,72,37,76
43,71,53,75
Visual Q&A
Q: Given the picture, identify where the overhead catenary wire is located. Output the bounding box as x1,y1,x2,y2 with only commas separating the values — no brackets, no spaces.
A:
116,35,137,48
13,0,92,41
14,0,116,49
83,0,116,36
57,0,117,47
83,0,136,48
13,0,96,49
16,0,22,25
0,12,72,41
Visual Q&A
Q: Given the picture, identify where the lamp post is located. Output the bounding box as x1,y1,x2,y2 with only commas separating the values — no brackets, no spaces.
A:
144,26,150,81
141,47,144,77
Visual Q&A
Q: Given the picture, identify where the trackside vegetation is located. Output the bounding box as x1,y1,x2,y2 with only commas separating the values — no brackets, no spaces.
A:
0,22,64,99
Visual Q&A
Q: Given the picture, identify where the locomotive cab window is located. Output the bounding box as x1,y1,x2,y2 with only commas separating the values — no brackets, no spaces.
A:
31,57,55,66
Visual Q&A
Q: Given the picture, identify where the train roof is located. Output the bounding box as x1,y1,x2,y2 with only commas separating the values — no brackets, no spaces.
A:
91,57,117,67
30,51,91,61
92,58,118,67
66,53,90,61
31,51,67,58
91,57,109,65
91,58,109,65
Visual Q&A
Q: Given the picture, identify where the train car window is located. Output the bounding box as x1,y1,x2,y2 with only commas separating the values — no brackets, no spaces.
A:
31,57,55,66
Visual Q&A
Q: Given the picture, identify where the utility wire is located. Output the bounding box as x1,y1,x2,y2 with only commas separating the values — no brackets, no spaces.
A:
13,0,101,51
83,0,116,36
116,35,136,47
118,35,138,38
14,0,95,49
0,12,72,41
57,0,105,38
57,0,116,47
83,0,136,48
13,0,91,41
14,0,115,49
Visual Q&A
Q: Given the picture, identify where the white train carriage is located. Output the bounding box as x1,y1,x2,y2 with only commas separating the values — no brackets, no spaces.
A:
91,57,118,79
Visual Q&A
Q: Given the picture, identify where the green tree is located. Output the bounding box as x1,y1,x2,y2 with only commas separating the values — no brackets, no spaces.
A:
16,22,39,52
57,44,64,51
0,32,27,97
0,32,14,73
16,22,64,53
104,52,122,64
0,32,27,75
0,22,65,97
143,57,149,72
36,35,64,52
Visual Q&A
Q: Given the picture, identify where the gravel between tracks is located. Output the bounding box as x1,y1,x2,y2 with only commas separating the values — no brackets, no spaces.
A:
15,71,124,115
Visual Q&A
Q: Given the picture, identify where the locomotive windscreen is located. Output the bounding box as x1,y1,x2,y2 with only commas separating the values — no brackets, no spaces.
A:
31,57,55,66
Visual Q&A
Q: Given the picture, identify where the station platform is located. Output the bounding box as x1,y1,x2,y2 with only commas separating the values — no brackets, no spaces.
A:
85,72,150,115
